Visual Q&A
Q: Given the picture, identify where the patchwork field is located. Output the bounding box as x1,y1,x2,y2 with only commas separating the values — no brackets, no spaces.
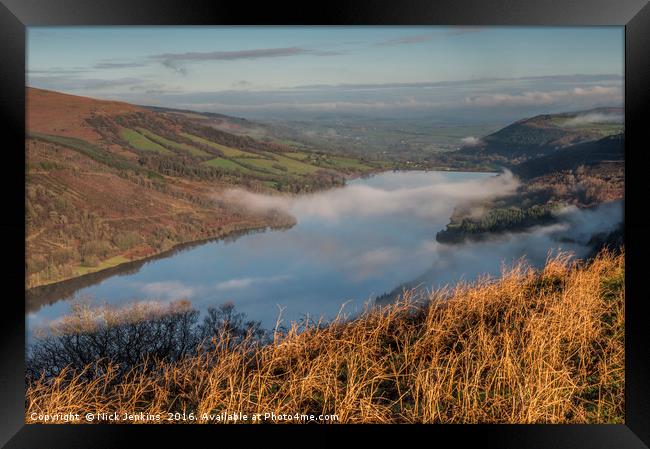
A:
120,128,174,155
202,157,261,175
181,133,259,158
136,128,211,157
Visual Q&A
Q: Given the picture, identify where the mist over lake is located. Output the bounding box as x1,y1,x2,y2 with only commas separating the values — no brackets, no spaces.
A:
27,171,622,335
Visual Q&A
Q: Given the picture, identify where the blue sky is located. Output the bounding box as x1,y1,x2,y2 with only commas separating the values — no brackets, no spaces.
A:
27,26,624,120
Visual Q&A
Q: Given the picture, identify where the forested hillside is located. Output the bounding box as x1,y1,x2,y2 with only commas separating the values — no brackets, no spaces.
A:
436,111,624,244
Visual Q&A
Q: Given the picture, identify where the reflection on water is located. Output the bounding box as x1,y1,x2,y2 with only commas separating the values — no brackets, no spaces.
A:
26,226,278,314
26,171,622,337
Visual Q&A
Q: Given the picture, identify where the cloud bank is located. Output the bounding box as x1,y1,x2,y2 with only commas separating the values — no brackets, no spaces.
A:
389,200,623,303
465,86,621,108
220,171,519,223
28,70,623,123
562,112,624,127
460,136,481,147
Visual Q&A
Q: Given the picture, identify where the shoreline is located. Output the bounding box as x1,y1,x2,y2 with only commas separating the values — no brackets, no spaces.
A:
26,221,295,313
26,172,375,292
26,167,496,298
28,220,289,290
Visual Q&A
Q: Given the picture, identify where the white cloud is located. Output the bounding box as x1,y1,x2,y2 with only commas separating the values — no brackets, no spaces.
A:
460,136,481,147
465,85,621,107
215,274,293,291
348,247,402,280
292,170,519,221
562,112,623,127
139,281,195,299
219,171,519,223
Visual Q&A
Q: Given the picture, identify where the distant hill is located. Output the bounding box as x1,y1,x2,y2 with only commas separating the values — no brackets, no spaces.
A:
465,107,623,159
512,133,624,179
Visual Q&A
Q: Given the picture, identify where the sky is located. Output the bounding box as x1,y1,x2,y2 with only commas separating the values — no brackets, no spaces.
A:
27,26,624,121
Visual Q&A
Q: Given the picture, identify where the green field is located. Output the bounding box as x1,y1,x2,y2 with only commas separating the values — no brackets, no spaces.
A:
181,133,260,158
233,157,290,175
321,155,373,170
73,255,131,276
283,151,310,160
262,180,279,189
136,128,211,157
176,131,378,178
28,132,162,178
232,150,376,175
272,138,310,149
260,152,324,174
202,157,261,175
121,129,174,155
284,152,375,171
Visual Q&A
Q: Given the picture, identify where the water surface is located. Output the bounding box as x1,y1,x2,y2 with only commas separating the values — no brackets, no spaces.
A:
27,171,621,335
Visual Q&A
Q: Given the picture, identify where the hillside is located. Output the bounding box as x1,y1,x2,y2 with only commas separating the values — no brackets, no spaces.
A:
435,111,624,245
464,107,623,160
26,88,383,288
436,159,624,245
512,133,624,179
27,249,624,424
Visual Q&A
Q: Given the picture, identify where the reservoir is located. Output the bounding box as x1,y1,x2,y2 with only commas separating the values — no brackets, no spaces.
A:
26,170,622,337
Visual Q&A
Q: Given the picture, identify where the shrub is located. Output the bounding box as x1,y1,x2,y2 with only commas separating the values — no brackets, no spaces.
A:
112,231,142,251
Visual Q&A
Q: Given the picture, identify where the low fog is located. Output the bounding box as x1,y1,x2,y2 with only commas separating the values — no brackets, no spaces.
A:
220,170,519,222
460,136,481,147
389,200,623,302
562,112,624,127
217,172,622,312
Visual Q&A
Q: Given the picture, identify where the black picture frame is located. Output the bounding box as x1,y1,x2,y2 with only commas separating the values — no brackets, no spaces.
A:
1,0,648,447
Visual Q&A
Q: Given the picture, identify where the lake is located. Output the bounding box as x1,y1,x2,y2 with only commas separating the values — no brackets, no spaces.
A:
26,170,622,337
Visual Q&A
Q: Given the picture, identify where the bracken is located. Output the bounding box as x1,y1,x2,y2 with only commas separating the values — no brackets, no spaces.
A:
26,248,624,424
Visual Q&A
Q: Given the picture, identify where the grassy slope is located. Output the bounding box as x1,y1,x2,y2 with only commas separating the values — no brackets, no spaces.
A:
27,249,624,424
181,131,377,176
136,128,211,158
203,157,260,175
181,132,258,158
120,128,175,155
28,132,158,176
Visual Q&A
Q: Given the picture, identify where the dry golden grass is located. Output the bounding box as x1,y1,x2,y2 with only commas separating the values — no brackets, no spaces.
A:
26,249,624,424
